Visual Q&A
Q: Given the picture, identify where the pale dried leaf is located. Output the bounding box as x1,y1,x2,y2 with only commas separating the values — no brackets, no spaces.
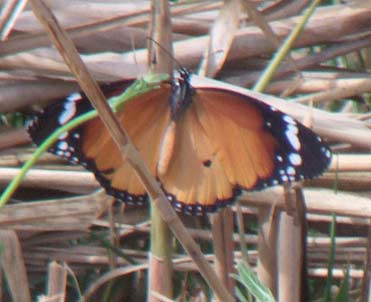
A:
199,0,242,77
46,261,67,302
0,193,105,230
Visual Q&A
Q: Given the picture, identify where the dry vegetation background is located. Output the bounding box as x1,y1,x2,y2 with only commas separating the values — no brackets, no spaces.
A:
1,0,371,301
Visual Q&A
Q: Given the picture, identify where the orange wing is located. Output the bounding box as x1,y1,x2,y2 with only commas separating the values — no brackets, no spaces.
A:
81,85,172,204
159,89,277,212
159,88,330,213
28,77,330,214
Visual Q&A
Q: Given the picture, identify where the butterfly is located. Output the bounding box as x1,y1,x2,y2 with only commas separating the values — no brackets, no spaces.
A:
27,69,331,214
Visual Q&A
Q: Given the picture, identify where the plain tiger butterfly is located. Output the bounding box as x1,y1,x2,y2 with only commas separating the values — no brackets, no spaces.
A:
27,69,331,214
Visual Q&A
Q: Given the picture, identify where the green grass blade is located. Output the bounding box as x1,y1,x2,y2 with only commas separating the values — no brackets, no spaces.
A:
233,261,276,302
336,267,350,302
253,0,322,93
323,214,337,302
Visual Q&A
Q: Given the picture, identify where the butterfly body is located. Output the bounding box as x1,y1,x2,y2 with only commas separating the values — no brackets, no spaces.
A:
170,68,194,121
28,71,331,214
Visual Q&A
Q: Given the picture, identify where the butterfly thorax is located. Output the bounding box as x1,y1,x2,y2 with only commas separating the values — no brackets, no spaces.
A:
170,68,195,121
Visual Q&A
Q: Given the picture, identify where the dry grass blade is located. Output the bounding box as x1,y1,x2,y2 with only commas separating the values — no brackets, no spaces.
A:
257,206,278,296
294,77,371,104
0,2,152,56
277,211,302,301
0,167,98,193
0,1,217,58
242,0,300,76
278,186,307,302
263,0,310,20
0,230,31,302
0,0,28,40
242,188,371,219
0,79,79,113
45,261,67,302
328,154,371,172
0,193,106,230
361,225,371,301
310,172,371,191
83,264,148,300
198,0,242,77
211,208,235,294
0,128,29,149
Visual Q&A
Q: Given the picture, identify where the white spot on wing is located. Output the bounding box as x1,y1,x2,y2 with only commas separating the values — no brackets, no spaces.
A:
58,141,68,151
58,131,68,140
289,153,302,166
286,166,296,175
58,98,78,125
283,115,296,125
286,124,301,150
67,92,81,102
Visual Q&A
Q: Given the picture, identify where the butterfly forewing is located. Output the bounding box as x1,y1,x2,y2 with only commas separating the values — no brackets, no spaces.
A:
27,80,134,161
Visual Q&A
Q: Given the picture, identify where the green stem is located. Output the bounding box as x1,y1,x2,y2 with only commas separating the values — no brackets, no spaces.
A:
149,203,173,297
253,0,322,93
323,214,336,302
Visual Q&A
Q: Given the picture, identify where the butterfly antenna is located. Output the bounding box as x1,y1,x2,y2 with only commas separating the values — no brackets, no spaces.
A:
147,37,184,72
130,33,141,77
